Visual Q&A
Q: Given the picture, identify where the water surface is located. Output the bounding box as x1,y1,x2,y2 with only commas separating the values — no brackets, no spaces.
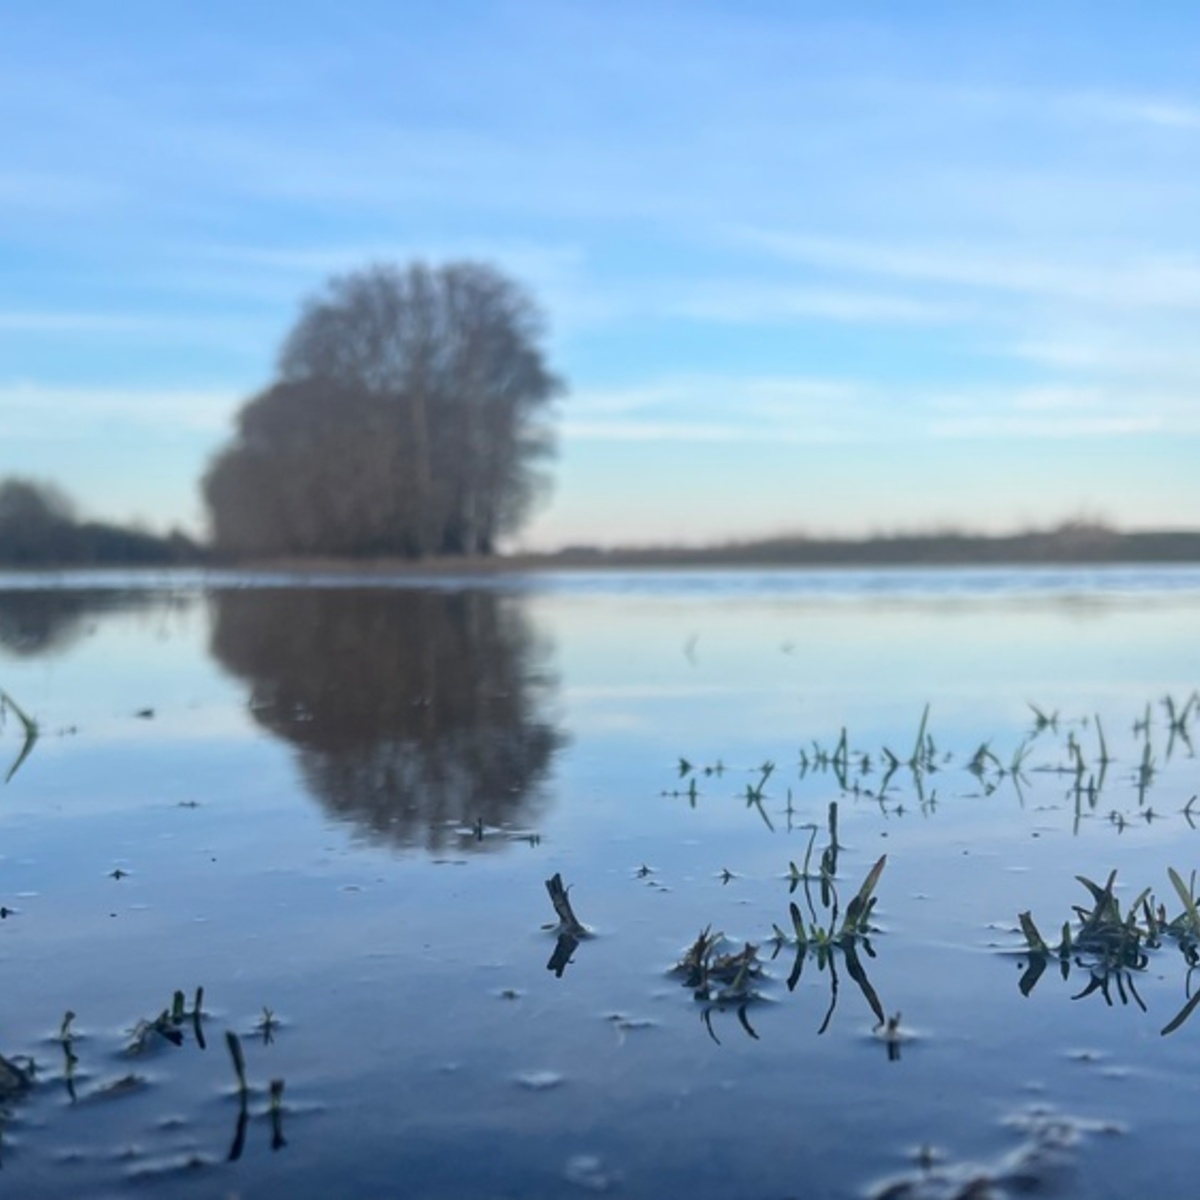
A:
1,567,1198,1197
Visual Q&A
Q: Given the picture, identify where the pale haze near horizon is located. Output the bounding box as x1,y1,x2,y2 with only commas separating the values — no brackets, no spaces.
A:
3,2,1200,551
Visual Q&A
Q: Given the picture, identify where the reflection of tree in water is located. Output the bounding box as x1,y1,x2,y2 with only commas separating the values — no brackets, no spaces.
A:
210,588,564,851
0,590,165,657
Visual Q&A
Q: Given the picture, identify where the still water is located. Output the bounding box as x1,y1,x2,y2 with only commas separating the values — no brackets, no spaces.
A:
0,567,1198,1198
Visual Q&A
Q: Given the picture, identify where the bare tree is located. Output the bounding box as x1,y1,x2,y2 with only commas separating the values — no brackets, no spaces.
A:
204,378,406,557
250,260,565,558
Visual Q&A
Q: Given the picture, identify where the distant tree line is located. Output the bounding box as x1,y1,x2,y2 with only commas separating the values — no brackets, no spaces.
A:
543,522,1200,567
0,477,202,567
204,261,564,560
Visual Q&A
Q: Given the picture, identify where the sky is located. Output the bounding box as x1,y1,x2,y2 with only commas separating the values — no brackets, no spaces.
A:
3,1,1200,550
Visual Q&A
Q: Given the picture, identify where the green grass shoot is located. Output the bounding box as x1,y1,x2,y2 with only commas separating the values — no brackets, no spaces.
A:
1167,867,1200,938
908,703,930,769
840,854,886,937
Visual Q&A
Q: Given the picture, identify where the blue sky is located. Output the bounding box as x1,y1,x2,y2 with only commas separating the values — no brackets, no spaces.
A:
3,2,1200,549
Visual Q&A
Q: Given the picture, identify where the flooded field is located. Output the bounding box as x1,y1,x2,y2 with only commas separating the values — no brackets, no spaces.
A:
1,567,1199,1198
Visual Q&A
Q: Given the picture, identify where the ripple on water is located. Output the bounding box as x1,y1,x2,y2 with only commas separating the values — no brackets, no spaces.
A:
515,1070,564,1091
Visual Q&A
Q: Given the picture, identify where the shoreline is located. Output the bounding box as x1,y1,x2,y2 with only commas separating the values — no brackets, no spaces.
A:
4,527,1200,578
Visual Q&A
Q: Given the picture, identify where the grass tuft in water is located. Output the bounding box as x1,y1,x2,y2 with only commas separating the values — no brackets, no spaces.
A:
257,1006,279,1044
1017,868,1200,1030
128,1010,184,1052
677,854,889,1040
127,988,206,1053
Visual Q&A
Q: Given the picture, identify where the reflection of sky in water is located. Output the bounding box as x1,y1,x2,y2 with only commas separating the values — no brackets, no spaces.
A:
536,580,1199,803
0,569,1198,1197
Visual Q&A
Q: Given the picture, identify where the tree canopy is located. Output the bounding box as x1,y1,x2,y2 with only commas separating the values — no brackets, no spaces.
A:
204,261,563,559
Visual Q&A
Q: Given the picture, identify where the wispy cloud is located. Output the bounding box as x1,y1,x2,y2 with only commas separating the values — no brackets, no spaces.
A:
738,230,1200,312
666,283,962,325
572,373,863,414
0,313,137,334
0,307,292,370
0,311,184,334
1010,332,1200,380
565,372,1200,447
199,238,588,294
195,241,962,335
1072,92,1200,130
925,381,1200,439
566,374,888,444
191,240,615,337
929,414,1165,439
563,419,857,444
0,382,241,438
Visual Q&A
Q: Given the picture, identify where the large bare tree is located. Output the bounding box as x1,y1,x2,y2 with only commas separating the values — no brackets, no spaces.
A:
204,261,563,559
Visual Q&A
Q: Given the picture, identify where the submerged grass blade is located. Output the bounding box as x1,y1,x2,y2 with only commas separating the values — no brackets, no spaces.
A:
841,937,886,1025
225,1030,248,1097
269,1078,287,1150
735,1004,760,1041
1161,989,1200,1036
816,953,840,1035
0,688,37,737
1,687,39,784
1017,950,1046,998
193,986,207,1050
